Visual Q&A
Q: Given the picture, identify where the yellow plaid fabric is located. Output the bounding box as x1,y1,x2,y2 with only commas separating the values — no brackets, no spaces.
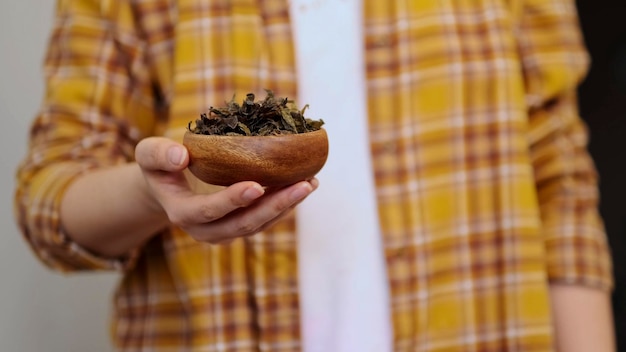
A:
15,0,612,350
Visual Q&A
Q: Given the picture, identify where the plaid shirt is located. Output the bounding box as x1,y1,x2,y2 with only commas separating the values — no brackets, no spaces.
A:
15,0,612,350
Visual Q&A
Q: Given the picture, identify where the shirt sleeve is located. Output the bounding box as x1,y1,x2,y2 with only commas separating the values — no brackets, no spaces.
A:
518,0,613,290
14,0,156,273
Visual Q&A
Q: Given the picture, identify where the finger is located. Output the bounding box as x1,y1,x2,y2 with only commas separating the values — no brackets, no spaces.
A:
135,137,194,198
135,137,189,173
307,177,320,190
165,181,266,226
188,180,315,241
250,178,319,233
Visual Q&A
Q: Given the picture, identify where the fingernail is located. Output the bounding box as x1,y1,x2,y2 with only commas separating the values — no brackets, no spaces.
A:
289,183,313,202
242,184,265,202
167,146,186,166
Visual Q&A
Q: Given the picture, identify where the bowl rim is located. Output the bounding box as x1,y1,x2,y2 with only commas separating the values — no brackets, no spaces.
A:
183,127,326,139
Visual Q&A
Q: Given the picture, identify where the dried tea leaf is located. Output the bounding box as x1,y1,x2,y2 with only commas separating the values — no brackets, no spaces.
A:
188,90,324,136
223,116,239,129
306,118,325,131
237,122,251,136
280,110,298,133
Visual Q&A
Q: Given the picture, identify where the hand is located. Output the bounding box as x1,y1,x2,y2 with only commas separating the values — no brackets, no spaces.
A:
134,137,317,244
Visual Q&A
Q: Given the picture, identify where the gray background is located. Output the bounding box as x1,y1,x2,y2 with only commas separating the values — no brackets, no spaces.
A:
0,1,118,351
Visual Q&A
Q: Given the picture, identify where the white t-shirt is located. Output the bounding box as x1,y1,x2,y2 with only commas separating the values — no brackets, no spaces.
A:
290,1,392,351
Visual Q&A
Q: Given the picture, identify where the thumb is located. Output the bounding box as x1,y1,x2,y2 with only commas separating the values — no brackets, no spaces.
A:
135,137,189,172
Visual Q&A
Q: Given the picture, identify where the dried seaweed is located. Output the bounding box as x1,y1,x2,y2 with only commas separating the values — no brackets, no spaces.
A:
188,90,325,136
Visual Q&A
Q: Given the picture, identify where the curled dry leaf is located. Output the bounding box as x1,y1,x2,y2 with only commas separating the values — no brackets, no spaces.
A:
188,90,325,136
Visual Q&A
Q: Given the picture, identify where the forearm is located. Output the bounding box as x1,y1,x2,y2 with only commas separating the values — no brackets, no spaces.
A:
549,283,615,352
60,163,168,258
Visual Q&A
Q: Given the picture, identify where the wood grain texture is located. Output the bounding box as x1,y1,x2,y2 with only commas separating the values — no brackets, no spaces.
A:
183,129,329,187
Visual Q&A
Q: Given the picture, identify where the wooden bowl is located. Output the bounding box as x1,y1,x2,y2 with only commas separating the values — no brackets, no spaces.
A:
183,129,329,187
